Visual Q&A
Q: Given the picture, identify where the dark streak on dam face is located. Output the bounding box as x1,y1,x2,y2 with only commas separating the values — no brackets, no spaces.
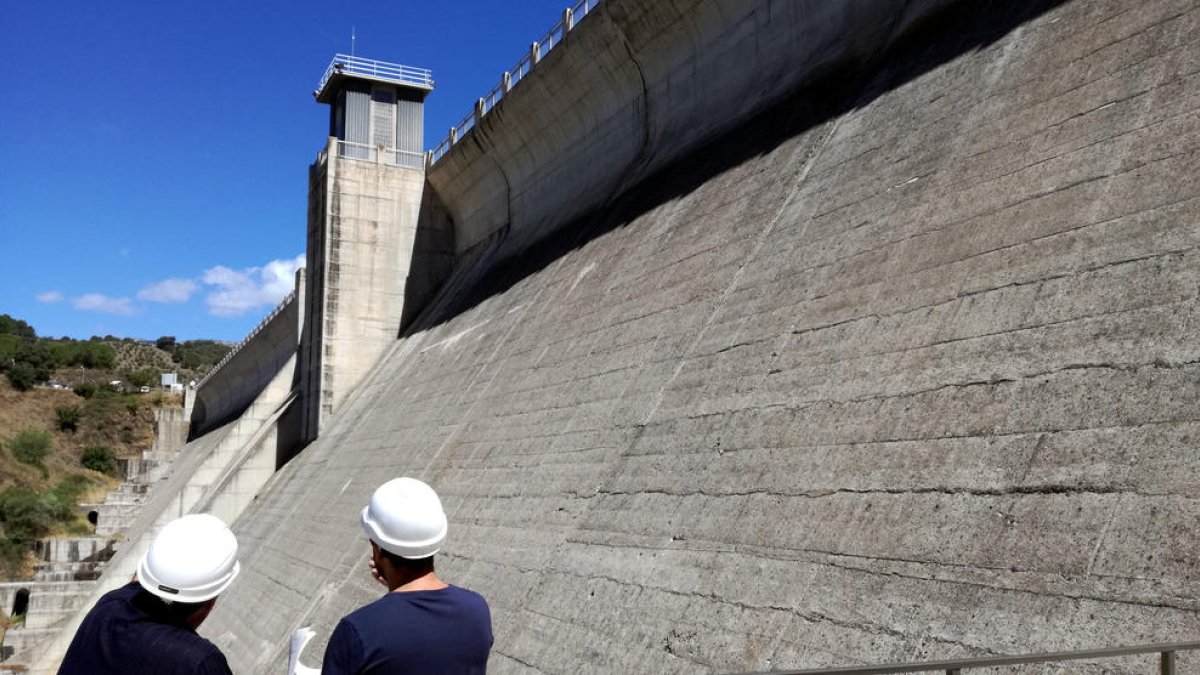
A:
63,0,1200,672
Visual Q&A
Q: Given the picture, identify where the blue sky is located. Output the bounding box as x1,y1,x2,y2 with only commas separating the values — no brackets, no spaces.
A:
1,0,571,342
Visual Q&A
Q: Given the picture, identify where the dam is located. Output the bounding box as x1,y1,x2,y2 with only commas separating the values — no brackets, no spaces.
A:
21,0,1200,672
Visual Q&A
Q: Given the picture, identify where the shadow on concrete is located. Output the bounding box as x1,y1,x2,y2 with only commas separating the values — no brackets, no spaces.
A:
404,0,1071,335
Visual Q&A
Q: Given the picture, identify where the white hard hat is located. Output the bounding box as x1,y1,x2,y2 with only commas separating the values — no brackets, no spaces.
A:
137,514,240,603
360,477,447,559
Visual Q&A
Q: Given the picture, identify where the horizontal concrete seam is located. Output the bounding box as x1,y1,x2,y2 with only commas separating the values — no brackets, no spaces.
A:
944,37,1200,169
764,209,1200,330
559,537,1200,613
815,557,1200,614
1077,6,1195,65
587,483,1186,501
875,18,1200,181
545,568,999,655
786,297,1200,364
771,191,1199,318
647,358,1200,421
808,113,1196,248
632,417,1200,455
712,247,1199,345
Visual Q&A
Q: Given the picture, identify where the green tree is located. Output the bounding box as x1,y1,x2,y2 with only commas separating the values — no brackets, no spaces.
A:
14,342,54,381
81,446,118,476
0,487,55,544
156,335,177,351
0,334,19,365
9,428,52,466
0,315,36,339
126,368,157,388
5,363,37,391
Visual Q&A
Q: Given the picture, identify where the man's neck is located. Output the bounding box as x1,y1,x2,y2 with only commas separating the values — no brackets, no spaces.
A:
388,570,448,593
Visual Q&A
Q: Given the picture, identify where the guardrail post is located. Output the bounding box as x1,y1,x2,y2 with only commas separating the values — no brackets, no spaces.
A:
449,126,458,144
531,41,541,64
1162,650,1176,675
946,669,961,675
503,71,512,93
563,7,575,32
474,98,486,125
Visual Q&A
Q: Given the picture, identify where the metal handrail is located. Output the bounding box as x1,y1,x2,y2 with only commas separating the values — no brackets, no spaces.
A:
332,140,424,169
428,0,602,164
195,290,297,391
316,54,433,95
743,640,1200,675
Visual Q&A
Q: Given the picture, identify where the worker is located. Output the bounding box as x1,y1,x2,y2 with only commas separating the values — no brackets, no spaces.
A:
320,477,493,674
59,513,239,674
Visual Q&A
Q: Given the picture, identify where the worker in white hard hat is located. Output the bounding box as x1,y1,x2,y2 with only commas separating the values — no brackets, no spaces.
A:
320,477,493,674
59,513,239,675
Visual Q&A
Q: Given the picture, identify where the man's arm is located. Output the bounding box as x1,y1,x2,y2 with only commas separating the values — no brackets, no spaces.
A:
194,651,234,675
321,619,364,675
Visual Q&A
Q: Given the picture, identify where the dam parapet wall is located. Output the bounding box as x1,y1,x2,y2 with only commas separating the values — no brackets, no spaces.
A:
190,274,302,439
426,0,961,260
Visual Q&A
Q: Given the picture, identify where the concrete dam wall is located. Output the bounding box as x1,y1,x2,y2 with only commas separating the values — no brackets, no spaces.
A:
70,0,1200,672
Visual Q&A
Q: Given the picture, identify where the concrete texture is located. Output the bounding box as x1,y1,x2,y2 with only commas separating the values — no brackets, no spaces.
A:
184,0,1200,672
34,0,1200,672
300,139,428,439
191,287,300,438
427,0,964,259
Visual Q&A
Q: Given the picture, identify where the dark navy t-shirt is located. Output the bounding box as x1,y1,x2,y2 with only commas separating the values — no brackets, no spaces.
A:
321,585,492,674
58,581,232,675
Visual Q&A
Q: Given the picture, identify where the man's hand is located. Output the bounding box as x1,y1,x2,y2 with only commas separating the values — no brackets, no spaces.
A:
368,556,388,588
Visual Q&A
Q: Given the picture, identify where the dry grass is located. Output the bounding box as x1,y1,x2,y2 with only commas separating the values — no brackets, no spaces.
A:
0,378,152,494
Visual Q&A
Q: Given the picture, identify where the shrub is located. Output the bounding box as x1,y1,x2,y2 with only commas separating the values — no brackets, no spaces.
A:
9,428,52,466
0,487,55,544
73,381,97,399
81,446,118,476
126,368,156,389
6,363,37,391
56,404,83,432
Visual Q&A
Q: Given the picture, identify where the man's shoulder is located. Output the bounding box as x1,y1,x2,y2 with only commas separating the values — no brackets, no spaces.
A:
96,580,141,605
345,585,489,622
444,585,490,612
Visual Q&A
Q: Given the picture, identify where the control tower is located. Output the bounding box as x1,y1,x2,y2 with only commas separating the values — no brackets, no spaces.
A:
301,54,434,441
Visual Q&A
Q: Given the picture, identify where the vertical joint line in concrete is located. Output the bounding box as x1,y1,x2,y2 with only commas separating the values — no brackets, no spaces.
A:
638,114,848,428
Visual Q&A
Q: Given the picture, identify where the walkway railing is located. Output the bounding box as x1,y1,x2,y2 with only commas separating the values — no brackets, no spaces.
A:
195,291,297,391
331,140,424,169
316,54,433,95
428,0,603,165
743,641,1200,675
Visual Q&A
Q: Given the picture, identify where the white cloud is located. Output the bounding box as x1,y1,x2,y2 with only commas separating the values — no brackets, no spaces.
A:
37,290,64,303
137,278,198,303
74,294,136,316
202,254,304,317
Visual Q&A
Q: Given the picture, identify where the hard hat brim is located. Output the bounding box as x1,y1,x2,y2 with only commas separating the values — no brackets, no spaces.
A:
360,505,445,559
137,554,240,604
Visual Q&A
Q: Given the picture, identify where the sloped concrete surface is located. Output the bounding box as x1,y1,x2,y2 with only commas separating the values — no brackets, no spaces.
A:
198,0,1200,672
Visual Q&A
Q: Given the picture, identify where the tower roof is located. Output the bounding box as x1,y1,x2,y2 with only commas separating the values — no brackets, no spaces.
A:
314,54,433,103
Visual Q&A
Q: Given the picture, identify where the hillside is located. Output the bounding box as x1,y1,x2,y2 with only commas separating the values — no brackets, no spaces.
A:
0,377,178,577
0,321,229,580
